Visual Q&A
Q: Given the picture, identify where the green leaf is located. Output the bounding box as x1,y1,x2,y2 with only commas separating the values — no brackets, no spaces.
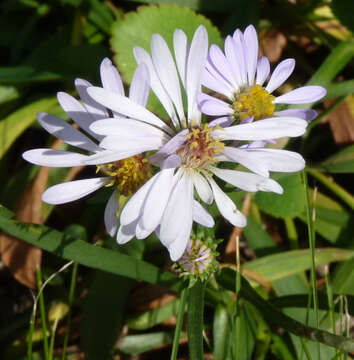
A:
218,268,354,352
317,145,354,173
0,96,60,158
0,205,181,291
127,297,180,330
0,66,61,83
332,258,354,296
0,85,19,104
213,304,231,360
119,331,177,355
81,272,135,360
243,248,354,282
187,279,205,360
331,0,354,32
254,173,305,218
111,4,223,117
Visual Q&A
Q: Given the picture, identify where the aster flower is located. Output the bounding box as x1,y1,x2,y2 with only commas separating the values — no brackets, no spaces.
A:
87,26,309,260
22,59,152,236
198,25,326,124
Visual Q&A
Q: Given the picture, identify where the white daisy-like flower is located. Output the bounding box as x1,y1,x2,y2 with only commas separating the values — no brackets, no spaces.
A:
87,26,309,260
22,59,152,236
198,25,326,124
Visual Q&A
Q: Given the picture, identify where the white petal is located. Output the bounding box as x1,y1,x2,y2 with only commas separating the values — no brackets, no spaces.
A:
173,29,189,87
37,112,100,152
120,175,156,226
243,148,305,173
160,171,194,248
210,166,283,194
275,109,317,121
117,220,138,245
256,56,270,86
151,34,185,123
74,78,107,136
193,201,214,227
186,25,208,122
244,25,259,85
129,63,150,107
265,59,295,94
90,117,168,140
224,36,242,88
232,29,247,85
42,177,110,204
99,135,164,152
57,91,101,139
104,189,119,237
140,168,175,231
100,58,124,95
221,146,269,177
192,171,213,204
23,149,89,167
208,177,246,227
212,117,308,140
87,87,173,135
274,86,327,104
134,46,179,127
135,220,153,239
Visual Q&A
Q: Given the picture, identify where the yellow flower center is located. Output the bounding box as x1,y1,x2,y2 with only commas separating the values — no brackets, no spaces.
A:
233,84,275,121
97,155,152,196
177,124,224,169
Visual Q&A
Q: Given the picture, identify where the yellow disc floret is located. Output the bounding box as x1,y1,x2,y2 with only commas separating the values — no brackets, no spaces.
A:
97,155,152,196
233,84,275,121
177,124,224,169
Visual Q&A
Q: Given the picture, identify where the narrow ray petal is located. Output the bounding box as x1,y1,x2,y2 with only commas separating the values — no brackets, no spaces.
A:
129,63,150,107
274,86,327,104
104,189,120,237
256,56,270,85
100,58,124,95
265,59,295,94
23,149,89,167
193,201,214,227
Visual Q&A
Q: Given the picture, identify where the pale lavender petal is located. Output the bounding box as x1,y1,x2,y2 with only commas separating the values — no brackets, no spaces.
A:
202,68,234,98
256,56,270,86
174,29,189,86
275,108,318,121
209,116,234,128
193,201,214,227
265,59,295,94
23,149,89,167
100,58,124,95
198,97,232,116
37,112,100,153
224,36,242,88
232,29,247,85
104,189,119,237
274,86,327,104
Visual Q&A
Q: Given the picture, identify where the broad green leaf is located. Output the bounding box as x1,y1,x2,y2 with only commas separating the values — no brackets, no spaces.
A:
0,96,60,159
254,173,305,218
332,258,354,296
244,248,354,282
331,0,354,32
0,206,181,290
318,144,354,173
218,268,354,352
0,66,61,83
127,297,180,330
119,331,178,355
111,4,223,117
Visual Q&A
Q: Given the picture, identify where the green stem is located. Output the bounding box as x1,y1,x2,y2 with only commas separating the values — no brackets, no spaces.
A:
234,234,241,359
284,217,298,249
187,280,205,360
36,268,49,359
27,310,36,360
170,287,188,360
62,262,78,360
325,266,336,335
307,169,354,210
302,170,320,360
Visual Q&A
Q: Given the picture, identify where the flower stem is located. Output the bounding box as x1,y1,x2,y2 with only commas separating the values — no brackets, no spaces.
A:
170,287,188,360
234,235,242,358
62,262,78,360
187,279,205,360
36,267,49,359
302,170,320,360
307,169,354,210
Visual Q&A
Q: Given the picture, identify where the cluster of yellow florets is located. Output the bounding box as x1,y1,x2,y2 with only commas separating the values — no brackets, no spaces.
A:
233,84,275,121
97,155,152,196
178,124,224,169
